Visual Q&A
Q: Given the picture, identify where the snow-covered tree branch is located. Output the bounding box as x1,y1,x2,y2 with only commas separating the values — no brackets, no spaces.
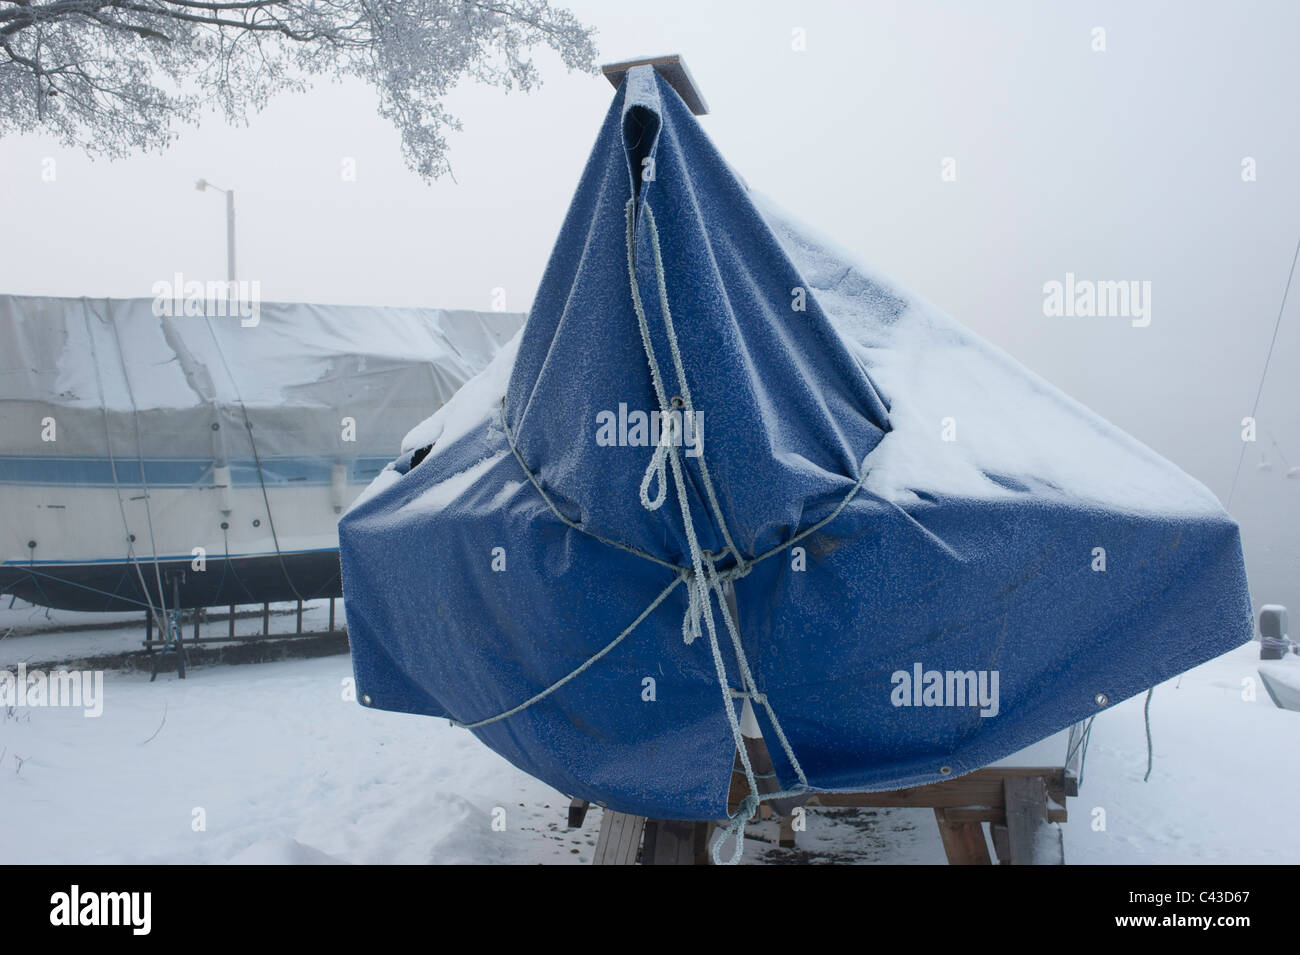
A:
0,1,598,178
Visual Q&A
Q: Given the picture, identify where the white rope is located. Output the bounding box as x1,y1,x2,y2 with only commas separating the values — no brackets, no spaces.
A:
625,198,809,863
81,299,169,636
201,316,305,601
638,415,674,511
450,575,685,730
449,196,884,863
1227,231,1300,510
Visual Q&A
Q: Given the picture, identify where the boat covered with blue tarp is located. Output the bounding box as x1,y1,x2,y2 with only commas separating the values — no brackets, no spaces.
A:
339,66,1253,826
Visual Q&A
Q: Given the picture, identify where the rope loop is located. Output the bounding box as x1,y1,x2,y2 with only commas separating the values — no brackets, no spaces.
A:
638,416,676,511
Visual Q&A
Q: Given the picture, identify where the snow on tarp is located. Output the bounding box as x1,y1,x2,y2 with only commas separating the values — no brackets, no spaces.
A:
340,67,1253,820
0,295,524,461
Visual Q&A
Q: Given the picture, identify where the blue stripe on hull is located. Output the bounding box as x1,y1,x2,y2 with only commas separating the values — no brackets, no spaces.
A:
0,455,393,488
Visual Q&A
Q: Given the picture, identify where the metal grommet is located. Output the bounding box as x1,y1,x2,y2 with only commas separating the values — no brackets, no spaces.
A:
26,540,36,549
939,765,952,776
210,422,220,431
252,518,261,527
1094,692,1109,707
670,395,685,409
129,534,136,542
361,693,372,706
220,521,229,530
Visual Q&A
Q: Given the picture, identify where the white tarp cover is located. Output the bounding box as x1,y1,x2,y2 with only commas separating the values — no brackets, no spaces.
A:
0,295,525,462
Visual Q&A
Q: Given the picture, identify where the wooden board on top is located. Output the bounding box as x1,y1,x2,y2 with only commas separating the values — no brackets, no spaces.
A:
601,54,709,115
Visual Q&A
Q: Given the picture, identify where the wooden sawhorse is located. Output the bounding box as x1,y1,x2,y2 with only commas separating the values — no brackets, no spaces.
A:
569,724,1084,865
773,766,1072,865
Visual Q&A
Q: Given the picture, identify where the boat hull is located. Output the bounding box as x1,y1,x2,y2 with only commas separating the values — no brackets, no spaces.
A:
1259,660,1300,712
0,549,342,613
0,295,524,612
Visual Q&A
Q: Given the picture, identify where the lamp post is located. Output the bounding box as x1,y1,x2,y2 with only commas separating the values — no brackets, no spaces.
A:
195,178,236,282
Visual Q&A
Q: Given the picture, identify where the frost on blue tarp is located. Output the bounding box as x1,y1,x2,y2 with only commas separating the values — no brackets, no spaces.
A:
340,67,1252,820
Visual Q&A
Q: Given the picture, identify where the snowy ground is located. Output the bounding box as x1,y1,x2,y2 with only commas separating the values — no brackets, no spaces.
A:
1,612,1296,864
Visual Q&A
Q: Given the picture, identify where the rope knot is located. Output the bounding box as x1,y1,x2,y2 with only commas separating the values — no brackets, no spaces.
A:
712,793,761,866
736,793,761,819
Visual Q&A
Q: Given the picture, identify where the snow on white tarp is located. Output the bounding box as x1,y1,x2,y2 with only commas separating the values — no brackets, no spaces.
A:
0,294,526,461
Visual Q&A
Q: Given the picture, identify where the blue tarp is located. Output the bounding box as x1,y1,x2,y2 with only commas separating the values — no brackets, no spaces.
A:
340,67,1253,821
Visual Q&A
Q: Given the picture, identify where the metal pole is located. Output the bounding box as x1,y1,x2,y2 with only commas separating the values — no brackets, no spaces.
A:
171,572,186,680
229,604,236,640
225,189,236,282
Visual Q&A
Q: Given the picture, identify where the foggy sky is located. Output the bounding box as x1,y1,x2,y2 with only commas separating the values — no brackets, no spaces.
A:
2,0,1297,609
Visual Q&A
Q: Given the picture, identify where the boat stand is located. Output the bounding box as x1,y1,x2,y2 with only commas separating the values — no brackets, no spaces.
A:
149,571,189,681
573,800,715,865
759,767,1069,865
573,723,1083,865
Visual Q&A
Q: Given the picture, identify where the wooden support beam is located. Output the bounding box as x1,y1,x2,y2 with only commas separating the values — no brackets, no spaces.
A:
934,809,992,865
144,631,342,647
989,823,1010,864
567,798,589,829
943,805,1067,825
592,810,646,865
589,810,714,865
1002,775,1063,865
793,767,1066,814
1063,719,1087,797
778,816,797,849
642,819,698,865
693,822,714,866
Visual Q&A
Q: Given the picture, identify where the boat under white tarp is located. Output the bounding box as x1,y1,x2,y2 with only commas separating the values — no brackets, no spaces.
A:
0,294,524,612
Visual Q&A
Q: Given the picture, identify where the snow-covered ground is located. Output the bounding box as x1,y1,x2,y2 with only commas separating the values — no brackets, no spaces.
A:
0,622,1296,864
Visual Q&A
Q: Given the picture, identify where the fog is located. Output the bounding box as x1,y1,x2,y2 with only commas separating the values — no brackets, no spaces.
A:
2,0,1297,615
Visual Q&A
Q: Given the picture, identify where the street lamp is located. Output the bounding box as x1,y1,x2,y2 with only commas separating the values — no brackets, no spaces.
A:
195,178,236,282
